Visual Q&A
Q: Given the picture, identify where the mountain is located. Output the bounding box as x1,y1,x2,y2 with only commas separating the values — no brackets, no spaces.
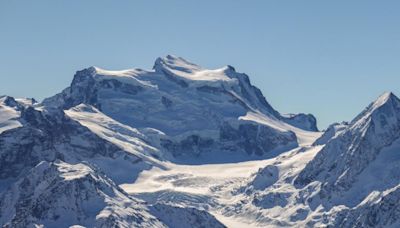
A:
42,55,317,161
0,160,225,228
296,92,400,200
312,121,348,146
0,101,159,189
291,92,400,226
0,160,162,228
327,185,400,227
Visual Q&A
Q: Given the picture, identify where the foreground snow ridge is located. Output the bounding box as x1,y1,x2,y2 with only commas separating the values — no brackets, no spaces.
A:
1,56,399,227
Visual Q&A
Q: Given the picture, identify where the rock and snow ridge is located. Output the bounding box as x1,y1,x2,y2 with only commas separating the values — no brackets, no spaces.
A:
0,160,225,228
296,92,400,194
295,92,400,227
2,55,400,227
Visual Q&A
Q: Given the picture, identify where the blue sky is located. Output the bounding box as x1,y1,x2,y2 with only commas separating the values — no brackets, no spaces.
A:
1,1,400,129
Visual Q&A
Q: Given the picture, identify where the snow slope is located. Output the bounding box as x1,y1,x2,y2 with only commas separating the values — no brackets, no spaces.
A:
296,92,400,198
294,92,400,227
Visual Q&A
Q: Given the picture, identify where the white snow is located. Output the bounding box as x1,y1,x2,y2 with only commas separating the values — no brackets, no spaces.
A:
156,56,233,82
121,160,270,195
65,104,163,166
57,162,93,181
0,99,22,134
371,91,394,110
92,66,158,89
240,111,322,146
121,143,323,228
154,55,238,87
334,136,400,206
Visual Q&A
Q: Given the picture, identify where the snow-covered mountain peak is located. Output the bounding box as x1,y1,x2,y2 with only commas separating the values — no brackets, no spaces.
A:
364,91,399,116
0,96,18,108
153,55,203,74
72,66,156,89
153,55,238,88
41,56,319,162
350,91,400,131
0,96,25,134
373,91,396,105
91,66,142,77
295,91,400,210
0,96,37,110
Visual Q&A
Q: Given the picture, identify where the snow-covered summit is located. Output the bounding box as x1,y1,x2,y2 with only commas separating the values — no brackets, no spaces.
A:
153,55,237,85
295,91,400,206
0,95,37,134
42,55,318,161
154,55,203,75
350,91,400,129
372,91,396,109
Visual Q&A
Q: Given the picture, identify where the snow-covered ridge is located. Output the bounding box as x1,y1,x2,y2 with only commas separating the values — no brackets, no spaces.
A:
90,66,158,89
313,121,348,145
296,92,400,190
0,160,160,227
153,55,238,87
65,104,163,165
86,55,238,90
0,160,225,228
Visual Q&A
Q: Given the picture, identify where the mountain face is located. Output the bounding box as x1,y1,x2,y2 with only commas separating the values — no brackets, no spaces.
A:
42,55,317,160
0,160,161,228
286,92,400,227
328,185,400,228
295,92,400,198
312,121,348,146
0,161,225,228
0,103,156,186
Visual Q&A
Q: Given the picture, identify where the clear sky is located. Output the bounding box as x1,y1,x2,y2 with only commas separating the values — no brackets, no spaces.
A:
1,1,400,129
